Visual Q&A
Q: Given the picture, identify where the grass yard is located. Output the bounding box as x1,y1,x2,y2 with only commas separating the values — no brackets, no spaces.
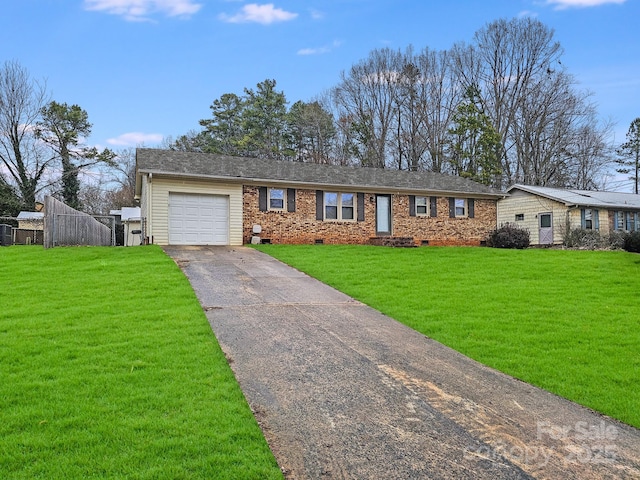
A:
0,246,282,479
253,244,640,429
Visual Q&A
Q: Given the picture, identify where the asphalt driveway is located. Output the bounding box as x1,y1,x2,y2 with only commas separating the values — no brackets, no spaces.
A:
164,245,640,479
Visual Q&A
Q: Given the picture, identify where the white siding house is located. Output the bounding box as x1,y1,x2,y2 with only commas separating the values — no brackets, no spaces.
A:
498,185,640,245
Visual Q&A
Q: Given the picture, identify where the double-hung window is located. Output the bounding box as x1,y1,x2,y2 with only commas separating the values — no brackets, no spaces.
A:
455,198,466,217
325,192,355,221
416,196,428,216
269,188,285,211
626,212,635,232
584,209,593,229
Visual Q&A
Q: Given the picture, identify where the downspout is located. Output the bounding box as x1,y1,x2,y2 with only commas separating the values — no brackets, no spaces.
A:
147,172,153,245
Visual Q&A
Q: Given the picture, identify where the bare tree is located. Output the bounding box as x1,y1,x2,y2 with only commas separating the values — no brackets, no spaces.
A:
453,18,563,185
0,60,51,210
416,47,462,173
107,147,136,207
332,48,403,168
450,17,612,188
391,54,426,171
79,183,111,215
567,117,614,190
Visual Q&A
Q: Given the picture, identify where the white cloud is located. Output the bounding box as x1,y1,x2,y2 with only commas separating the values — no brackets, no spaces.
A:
83,0,202,21
107,132,163,146
309,9,324,20
297,40,341,56
518,10,539,17
546,0,626,9
297,47,328,56
219,3,298,24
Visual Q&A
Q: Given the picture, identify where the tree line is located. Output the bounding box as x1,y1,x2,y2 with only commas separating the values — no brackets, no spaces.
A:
171,17,627,190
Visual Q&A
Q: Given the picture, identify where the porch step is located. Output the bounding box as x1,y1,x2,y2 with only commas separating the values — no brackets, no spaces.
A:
369,236,417,248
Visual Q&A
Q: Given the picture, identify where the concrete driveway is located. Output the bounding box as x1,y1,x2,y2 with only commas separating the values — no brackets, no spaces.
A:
164,245,640,480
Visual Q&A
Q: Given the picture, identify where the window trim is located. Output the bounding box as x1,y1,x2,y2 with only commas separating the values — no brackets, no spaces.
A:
454,198,467,218
268,188,285,211
324,191,356,222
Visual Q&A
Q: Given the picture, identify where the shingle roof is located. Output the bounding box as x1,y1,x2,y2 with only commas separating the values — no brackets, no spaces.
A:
136,149,503,197
508,184,640,209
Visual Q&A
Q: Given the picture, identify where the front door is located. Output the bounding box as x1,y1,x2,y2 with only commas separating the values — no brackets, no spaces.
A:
376,195,392,235
539,212,553,245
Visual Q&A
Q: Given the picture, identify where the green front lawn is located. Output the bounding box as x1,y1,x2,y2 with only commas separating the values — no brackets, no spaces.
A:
254,245,640,428
0,246,281,479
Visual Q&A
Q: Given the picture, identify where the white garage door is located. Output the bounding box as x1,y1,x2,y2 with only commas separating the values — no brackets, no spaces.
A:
168,193,229,245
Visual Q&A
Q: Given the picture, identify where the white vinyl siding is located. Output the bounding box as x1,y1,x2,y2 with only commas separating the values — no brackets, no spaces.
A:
149,177,242,245
497,190,567,245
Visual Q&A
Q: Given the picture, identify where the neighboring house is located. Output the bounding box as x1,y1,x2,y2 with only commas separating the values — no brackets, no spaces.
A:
15,211,44,245
110,207,142,246
135,149,503,247
17,211,44,230
497,184,640,245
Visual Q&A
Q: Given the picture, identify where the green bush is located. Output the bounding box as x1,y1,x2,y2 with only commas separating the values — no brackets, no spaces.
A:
623,231,640,253
487,223,530,249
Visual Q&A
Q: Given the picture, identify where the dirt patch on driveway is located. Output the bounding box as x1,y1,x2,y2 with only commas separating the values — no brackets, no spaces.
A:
166,246,640,479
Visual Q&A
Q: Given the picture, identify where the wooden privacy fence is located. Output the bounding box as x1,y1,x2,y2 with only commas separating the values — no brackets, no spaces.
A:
43,196,115,248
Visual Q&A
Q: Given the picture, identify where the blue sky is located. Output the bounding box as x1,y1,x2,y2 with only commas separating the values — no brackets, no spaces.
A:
1,0,638,154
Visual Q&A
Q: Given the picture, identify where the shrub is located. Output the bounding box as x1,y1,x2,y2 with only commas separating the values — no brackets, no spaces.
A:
607,231,627,250
487,223,530,249
564,229,606,249
623,231,640,253
564,229,632,250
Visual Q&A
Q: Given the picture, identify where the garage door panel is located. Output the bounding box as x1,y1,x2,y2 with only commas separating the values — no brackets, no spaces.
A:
169,193,229,245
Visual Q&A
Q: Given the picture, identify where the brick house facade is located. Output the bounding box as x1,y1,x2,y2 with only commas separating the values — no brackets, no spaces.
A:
243,187,497,246
136,149,503,247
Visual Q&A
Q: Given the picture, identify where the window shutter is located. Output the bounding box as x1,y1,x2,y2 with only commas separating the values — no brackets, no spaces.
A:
448,197,455,218
430,196,437,217
316,190,324,220
468,199,475,218
580,209,586,229
409,195,416,217
357,192,365,222
635,213,639,231
287,188,296,212
258,187,267,212
594,210,600,230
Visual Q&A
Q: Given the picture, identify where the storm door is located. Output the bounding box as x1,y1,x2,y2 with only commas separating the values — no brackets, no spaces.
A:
376,195,392,236
538,212,553,245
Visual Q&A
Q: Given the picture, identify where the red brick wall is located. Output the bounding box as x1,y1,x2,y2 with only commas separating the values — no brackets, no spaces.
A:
392,196,497,246
243,186,497,246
